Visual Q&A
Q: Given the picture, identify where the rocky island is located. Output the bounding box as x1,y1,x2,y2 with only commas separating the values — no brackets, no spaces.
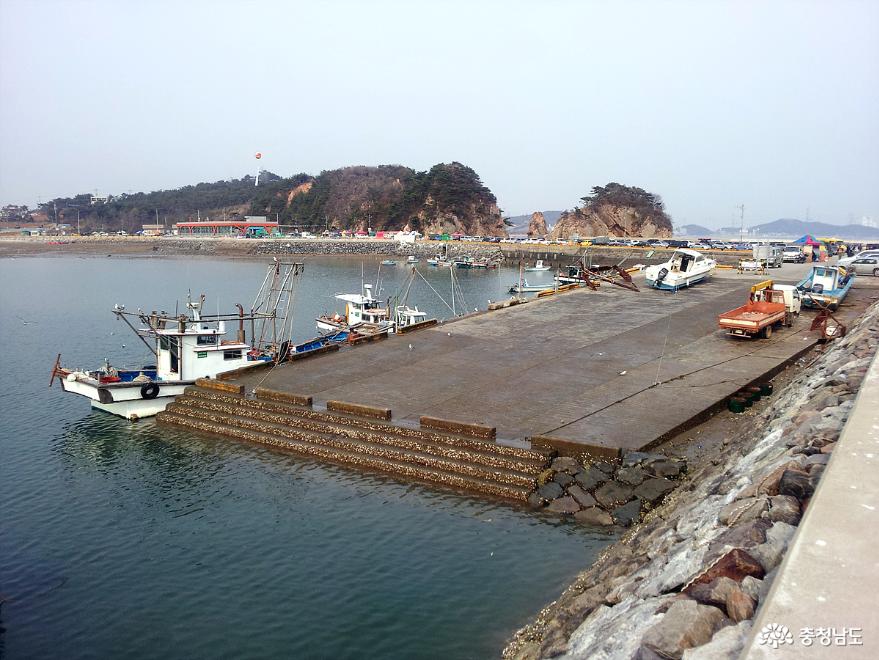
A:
550,183,673,240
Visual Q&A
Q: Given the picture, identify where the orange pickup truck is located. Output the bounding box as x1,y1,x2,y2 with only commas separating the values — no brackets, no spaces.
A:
718,283,801,339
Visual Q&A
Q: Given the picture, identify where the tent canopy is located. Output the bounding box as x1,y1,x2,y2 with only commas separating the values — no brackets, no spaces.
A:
793,234,822,246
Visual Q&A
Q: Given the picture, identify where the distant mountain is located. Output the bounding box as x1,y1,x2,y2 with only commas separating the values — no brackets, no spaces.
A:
505,210,563,234
676,224,715,236
749,218,879,240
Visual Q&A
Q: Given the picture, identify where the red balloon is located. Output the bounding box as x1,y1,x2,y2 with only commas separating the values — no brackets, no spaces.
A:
255,152,262,159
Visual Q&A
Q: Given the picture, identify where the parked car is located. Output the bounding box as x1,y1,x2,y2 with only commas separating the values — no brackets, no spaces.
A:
839,250,879,269
847,255,879,276
782,246,806,263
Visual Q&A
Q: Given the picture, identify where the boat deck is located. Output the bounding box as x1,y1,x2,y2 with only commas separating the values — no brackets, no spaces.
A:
232,266,877,453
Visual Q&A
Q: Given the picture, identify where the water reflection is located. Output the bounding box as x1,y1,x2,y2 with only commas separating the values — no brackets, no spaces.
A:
2,256,616,660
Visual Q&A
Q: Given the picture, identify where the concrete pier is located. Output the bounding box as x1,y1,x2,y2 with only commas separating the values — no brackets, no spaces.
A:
231,264,873,456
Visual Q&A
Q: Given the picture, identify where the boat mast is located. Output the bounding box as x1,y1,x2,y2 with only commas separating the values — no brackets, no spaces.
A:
112,307,158,358
450,265,455,316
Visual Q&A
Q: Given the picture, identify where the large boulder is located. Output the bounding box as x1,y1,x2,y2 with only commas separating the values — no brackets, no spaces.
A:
635,478,677,505
595,481,634,508
547,496,581,514
640,599,728,659
575,507,614,526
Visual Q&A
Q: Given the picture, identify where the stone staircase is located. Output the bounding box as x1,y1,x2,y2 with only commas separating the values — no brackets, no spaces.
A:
157,385,553,501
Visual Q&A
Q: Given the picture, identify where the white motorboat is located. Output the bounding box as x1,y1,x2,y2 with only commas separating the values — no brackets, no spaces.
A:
406,255,420,264
51,261,304,420
525,259,551,272
644,249,716,291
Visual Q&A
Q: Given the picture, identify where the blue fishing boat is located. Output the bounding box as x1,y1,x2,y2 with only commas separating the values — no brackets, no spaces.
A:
796,265,854,310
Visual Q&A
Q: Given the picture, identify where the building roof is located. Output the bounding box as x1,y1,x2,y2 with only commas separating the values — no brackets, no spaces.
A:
175,220,279,227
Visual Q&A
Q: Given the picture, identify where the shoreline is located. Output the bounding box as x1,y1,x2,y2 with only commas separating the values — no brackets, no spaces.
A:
0,236,746,268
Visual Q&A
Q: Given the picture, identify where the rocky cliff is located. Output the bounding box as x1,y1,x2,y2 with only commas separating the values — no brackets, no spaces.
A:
528,212,548,237
283,162,507,236
549,183,673,240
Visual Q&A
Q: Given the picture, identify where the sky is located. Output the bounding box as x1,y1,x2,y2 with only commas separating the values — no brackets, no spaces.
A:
1,0,877,229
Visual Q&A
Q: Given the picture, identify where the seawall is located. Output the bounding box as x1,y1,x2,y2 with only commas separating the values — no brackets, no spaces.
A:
0,236,746,266
503,296,879,659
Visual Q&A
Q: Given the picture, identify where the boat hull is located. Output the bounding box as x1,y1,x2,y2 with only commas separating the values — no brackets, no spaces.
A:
91,397,176,419
646,271,711,291
61,376,192,420
796,267,854,310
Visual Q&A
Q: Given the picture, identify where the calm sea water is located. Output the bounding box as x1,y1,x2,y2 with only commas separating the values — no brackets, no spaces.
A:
0,255,611,660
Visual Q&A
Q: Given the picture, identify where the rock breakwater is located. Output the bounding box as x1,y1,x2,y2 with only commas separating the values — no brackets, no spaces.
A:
504,299,879,660
529,453,686,528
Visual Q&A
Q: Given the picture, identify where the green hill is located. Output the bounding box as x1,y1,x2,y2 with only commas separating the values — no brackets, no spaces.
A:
35,162,507,236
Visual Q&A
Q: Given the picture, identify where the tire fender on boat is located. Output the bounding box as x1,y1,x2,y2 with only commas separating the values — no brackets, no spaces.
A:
140,383,160,400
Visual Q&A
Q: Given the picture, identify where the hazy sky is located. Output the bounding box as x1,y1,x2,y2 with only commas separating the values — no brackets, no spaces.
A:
1,0,877,228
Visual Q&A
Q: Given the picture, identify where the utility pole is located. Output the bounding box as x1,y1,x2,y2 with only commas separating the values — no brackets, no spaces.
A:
738,204,745,243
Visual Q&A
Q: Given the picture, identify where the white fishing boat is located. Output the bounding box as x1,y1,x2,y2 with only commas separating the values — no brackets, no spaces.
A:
316,283,394,335
644,249,716,291
406,255,420,264
394,304,428,329
508,279,552,294
381,259,397,266
51,261,304,420
525,259,551,272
